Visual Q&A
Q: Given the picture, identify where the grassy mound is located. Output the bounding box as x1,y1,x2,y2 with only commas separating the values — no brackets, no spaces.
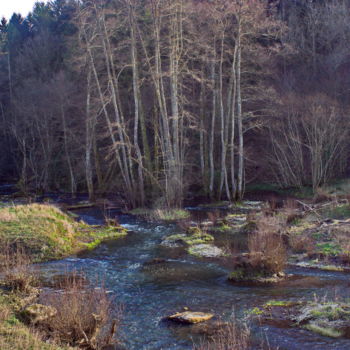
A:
0,204,127,262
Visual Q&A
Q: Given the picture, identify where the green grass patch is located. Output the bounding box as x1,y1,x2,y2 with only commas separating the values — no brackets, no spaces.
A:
0,203,128,262
316,242,341,256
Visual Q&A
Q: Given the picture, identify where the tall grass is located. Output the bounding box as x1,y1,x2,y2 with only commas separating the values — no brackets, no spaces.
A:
0,242,36,293
194,320,250,350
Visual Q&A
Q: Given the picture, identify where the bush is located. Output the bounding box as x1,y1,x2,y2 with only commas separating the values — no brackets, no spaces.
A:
248,215,287,275
40,272,120,350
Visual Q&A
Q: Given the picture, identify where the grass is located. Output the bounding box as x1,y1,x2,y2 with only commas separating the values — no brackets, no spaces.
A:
0,203,128,262
129,207,190,221
0,292,72,350
193,319,250,350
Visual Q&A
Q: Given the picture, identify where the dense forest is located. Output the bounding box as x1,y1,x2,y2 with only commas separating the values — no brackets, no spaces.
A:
1,0,350,208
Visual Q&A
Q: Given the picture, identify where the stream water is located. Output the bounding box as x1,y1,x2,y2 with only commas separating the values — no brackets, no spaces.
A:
1,183,349,350
34,205,350,350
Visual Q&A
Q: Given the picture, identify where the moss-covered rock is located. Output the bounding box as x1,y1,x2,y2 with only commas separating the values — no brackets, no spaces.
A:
228,253,286,284
22,304,57,324
161,232,214,247
187,244,225,258
166,311,214,324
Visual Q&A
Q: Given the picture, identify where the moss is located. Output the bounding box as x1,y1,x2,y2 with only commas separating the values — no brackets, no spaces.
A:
320,265,344,272
264,300,298,308
0,203,128,262
304,324,342,338
164,232,214,246
228,269,246,281
316,242,341,256
187,226,202,235
129,208,190,221
228,267,283,283
212,224,233,233
249,307,264,316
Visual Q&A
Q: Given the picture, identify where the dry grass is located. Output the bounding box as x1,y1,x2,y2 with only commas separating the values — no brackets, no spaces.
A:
0,302,11,323
248,215,287,274
0,243,36,293
207,210,221,226
0,326,69,350
193,320,250,350
40,272,120,350
288,233,315,255
0,209,17,222
281,198,301,224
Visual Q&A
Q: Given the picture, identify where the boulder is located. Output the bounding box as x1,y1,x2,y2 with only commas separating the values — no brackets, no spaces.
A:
161,233,214,247
22,303,57,324
188,244,225,258
167,311,214,324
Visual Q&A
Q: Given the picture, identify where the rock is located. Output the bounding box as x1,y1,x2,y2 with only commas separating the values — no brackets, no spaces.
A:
160,234,188,247
228,266,287,284
200,221,214,228
188,244,225,258
187,226,202,235
22,303,57,324
161,233,214,247
167,311,214,324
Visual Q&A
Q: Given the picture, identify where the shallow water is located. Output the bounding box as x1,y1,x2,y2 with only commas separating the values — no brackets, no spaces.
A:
35,206,350,350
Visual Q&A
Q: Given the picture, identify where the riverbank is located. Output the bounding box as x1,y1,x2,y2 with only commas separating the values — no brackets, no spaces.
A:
0,202,128,350
0,203,128,262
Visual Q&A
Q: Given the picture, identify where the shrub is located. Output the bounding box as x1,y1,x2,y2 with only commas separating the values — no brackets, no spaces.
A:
288,233,315,255
248,215,287,275
40,272,120,350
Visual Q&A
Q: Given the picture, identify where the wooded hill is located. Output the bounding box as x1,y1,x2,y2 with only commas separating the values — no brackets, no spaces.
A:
1,0,349,207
